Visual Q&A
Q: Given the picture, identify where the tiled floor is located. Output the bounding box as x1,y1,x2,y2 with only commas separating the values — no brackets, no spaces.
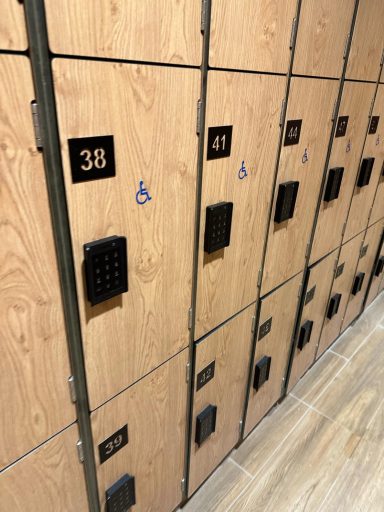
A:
182,293,384,512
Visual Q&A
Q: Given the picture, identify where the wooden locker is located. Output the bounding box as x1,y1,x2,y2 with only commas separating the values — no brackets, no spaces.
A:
0,55,75,470
53,59,199,410
369,167,384,226
288,250,337,392
195,71,285,339
244,273,302,437
344,85,384,242
365,231,384,307
0,424,88,512
345,0,384,81
317,232,364,357
0,1,28,50
44,0,202,65
262,77,338,295
311,81,376,264
209,0,297,73
91,349,188,512
293,0,355,78
342,220,384,330
189,305,254,495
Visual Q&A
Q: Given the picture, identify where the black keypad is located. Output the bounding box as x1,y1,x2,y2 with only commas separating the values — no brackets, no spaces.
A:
106,474,136,512
324,167,344,202
297,320,313,351
327,293,342,319
375,256,384,276
204,202,233,254
195,404,217,446
274,181,299,223
357,158,374,188
351,272,365,295
253,356,271,391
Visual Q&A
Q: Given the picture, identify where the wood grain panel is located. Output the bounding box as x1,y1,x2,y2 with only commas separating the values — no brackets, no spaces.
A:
0,1,27,50
344,85,384,241
311,81,376,264
342,220,384,330
244,273,302,437
0,55,75,470
369,171,384,226
262,78,338,295
317,232,364,357
365,240,384,307
91,349,188,512
44,0,202,65
0,424,88,512
346,0,384,81
288,250,337,392
209,0,297,72
195,71,285,339
53,59,199,409
293,0,354,78
189,305,254,495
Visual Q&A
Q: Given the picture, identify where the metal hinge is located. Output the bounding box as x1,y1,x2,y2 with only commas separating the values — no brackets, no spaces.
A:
68,375,77,403
305,241,311,259
257,268,262,287
31,100,43,150
181,478,187,494
279,99,286,127
343,33,350,59
251,315,256,333
76,439,84,463
239,419,243,435
298,283,302,298
380,48,384,66
331,99,338,122
188,307,193,330
201,0,208,32
289,17,297,49
186,362,191,383
196,99,202,135
341,222,347,237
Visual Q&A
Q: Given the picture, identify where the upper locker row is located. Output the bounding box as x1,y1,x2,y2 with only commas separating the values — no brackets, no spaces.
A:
3,0,384,79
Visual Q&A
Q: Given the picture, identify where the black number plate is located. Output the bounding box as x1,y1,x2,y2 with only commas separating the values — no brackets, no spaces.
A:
207,126,233,160
335,116,349,138
99,424,128,464
196,360,215,391
284,119,302,146
68,135,116,183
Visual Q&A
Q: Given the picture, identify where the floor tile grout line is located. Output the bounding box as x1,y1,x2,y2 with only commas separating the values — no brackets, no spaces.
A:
328,348,349,362
316,457,351,512
348,322,384,361
311,359,350,406
289,394,341,425
365,397,384,431
228,457,254,480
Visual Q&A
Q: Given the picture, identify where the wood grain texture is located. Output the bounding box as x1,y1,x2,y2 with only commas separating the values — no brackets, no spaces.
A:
317,232,364,357
244,273,302,437
293,0,354,78
53,59,199,409
0,1,27,50
288,250,337,392
345,0,384,81
366,251,384,306
0,424,88,512
311,81,376,264
262,78,338,295
0,55,75,470
209,0,297,72
189,305,254,495
369,173,384,227
91,349,188,512
342,220,384,331
195,71,285,339
44,0,202,65
344,85,384,242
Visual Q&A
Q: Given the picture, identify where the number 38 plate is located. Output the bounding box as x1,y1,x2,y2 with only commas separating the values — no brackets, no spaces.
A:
68,135,116,183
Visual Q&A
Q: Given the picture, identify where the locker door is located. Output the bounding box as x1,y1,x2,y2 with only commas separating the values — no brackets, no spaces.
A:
311,81,376,264
0,55,75,470
365,231,384,307
91,349,188,512
0,424,88,512
369,166,384,226
317,233,364,357
244,273,302,437
44,0,202,65
345,0,384,81
344,85,384,241
189,305,254,495
195,71,285,339
342,221,384,330
262,77,338,295
293,0,354,78
0,1,28,50
53,59,199,409
209,0,298,73
288,250,337,392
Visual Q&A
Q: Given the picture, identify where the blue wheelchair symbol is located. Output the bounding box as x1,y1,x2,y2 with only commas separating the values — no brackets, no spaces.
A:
376,135,380,146
136,180,152,205
346,139,351,153
238,161,248,180
302,148,309,164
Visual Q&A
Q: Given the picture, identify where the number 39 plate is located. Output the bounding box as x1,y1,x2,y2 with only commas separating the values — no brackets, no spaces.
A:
68,135,116,183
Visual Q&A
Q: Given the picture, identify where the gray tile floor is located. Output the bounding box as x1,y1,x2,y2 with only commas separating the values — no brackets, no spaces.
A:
182,293,384,511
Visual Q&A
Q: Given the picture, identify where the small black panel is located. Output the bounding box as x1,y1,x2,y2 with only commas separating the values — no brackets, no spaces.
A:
357,158,375,188
351,272,365,295
195,405,217,446
305,285,316,305
297,320,313,351
327,293,342,319
360,244,368,258
207,125,233,160
204,202,233,253
84,235,128,306
106,474,136,512
335,262,345,279
196,361,215,391
68,135,115,183
369,116,380,134
375,256,384,276
253,356,271,391
324,167,344,202
284,119,302,146
335,116,349,138
274,181,299,223
99,425,128,464
258,317,273,341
